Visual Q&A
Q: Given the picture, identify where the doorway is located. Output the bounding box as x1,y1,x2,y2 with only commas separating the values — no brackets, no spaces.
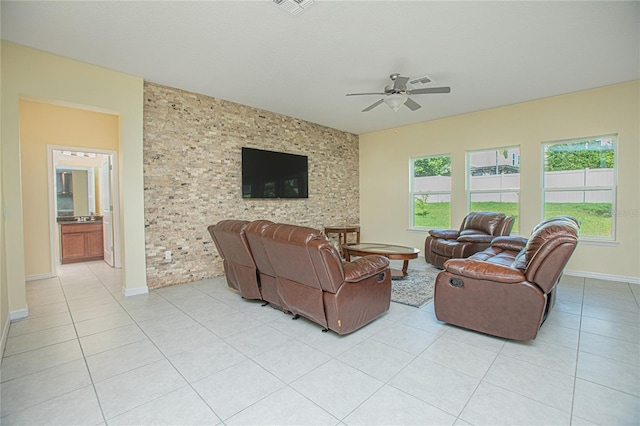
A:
49,147,121,275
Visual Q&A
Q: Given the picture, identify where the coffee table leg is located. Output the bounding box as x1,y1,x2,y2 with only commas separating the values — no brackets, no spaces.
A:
402,260,409,276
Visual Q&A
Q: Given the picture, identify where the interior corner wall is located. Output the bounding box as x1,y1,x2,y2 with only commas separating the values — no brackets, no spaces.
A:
18,100,119,277
1,41,146,313
143,82,359,288
359,81,640,281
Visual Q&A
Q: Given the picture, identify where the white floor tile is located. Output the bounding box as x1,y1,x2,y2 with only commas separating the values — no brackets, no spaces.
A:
0,385,103,426
3,324,77,357
74,311,134,337
339,339,415,382
572,378,640,425
86,339,164,383
253,340,331,384
149,323,221,357
419,337,497,379
8,311,72,337
1,339,83,382
291,359,383,420
460,382,571,425
192,358,284,420
580,315,640,343
389,357,479,416
579,331,640,367
371,323,439,356
500,339,577,375
483,355,574,412
94,359,187,420
167,339,247,383
79,323,148,357
343,384,456,426
225,386,338,426
577,351,640,396
225,324,293,358
108,386,221,426
0,359,92,416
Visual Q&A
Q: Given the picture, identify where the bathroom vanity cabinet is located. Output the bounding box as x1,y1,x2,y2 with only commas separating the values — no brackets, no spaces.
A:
60,222,104,264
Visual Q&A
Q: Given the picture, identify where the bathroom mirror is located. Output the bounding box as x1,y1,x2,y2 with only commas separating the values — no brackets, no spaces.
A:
56,167,96,217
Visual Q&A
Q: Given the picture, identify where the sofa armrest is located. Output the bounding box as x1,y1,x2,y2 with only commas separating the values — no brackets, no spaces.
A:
456,234,493,243
491,236,528,252
444,259,526,283
429,229,459,239
343,255,390,282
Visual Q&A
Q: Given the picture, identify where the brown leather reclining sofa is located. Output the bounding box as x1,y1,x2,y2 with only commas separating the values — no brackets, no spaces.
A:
425,211,515,269
434,216,580,340
208,220,392,334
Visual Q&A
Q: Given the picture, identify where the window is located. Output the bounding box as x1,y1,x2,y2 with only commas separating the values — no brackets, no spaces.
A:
543,136,616,240
411,155,451,228
467,147,520,232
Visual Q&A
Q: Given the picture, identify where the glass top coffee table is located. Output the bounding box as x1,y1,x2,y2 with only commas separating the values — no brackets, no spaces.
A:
341,243,420,279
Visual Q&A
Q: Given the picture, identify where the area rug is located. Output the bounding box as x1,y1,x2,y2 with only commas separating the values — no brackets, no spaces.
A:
390,268,440,308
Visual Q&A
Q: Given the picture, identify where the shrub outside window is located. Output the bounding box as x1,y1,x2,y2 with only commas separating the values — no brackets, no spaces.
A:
467,147,520,232
411,155,451,228
543,136,616,240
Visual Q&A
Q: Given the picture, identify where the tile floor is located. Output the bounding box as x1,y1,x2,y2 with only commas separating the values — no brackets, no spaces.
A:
1,260,639,425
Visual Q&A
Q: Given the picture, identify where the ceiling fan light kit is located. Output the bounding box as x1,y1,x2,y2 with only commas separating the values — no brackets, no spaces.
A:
347,73,451,113
384,93,408,112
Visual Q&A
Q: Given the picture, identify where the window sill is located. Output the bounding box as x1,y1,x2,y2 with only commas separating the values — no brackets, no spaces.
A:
578,239,619,247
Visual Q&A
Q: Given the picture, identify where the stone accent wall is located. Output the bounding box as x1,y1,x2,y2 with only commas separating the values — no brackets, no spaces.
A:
143,82,360,288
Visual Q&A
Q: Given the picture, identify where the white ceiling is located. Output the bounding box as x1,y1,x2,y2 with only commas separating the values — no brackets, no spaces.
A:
2,1,639,135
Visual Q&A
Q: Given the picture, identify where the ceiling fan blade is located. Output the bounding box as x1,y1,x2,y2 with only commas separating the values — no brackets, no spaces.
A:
346,92,386,96
404,97,422,111
407,86,451,95
392,75,410,91
362,99,385,112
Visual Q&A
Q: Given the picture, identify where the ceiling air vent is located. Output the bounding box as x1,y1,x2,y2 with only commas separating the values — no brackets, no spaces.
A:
273,0,315,16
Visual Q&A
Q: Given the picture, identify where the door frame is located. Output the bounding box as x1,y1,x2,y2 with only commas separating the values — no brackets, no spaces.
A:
47,145,122,277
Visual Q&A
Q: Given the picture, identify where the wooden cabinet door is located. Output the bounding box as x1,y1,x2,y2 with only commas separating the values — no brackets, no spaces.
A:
61,233,86,261
86,232,104,257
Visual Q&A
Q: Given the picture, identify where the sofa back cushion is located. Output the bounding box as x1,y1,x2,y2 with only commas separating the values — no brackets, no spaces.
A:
245,220,276,276
208,220,253,268
262,223,324,290
460,212,509,236
523,217,580,293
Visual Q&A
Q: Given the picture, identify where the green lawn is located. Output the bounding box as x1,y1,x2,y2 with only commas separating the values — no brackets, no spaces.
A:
414,201,611,237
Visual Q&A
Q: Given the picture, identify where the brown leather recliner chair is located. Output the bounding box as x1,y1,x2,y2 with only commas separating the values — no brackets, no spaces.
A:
261,223,392,335
434,216,580,340
207,220,262,300
425,211,515,269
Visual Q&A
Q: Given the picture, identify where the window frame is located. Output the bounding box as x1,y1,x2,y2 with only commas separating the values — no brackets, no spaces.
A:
409,153,452,230
466,146,521,233
541,135,618,242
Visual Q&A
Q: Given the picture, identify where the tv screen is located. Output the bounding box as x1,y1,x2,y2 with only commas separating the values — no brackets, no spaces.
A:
242,147,308,199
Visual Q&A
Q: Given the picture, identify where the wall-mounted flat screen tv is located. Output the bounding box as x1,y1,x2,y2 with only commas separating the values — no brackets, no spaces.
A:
242,147,308,199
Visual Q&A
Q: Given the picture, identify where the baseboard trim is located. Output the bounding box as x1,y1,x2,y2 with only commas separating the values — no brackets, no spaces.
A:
9,307,29,320
564,269,640,285
26,272,56,282
1,312,10,363
123,286,149,297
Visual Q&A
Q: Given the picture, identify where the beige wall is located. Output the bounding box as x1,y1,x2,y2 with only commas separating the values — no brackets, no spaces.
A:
360,81,640,281
1,41,146,317
143,83,359,288
1,35,9,357
19,100,119,276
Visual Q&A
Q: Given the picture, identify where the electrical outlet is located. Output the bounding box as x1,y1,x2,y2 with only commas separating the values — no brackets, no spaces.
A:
164,250,172,260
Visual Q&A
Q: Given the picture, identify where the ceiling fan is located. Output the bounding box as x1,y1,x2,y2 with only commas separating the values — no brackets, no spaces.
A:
346,73,451,112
